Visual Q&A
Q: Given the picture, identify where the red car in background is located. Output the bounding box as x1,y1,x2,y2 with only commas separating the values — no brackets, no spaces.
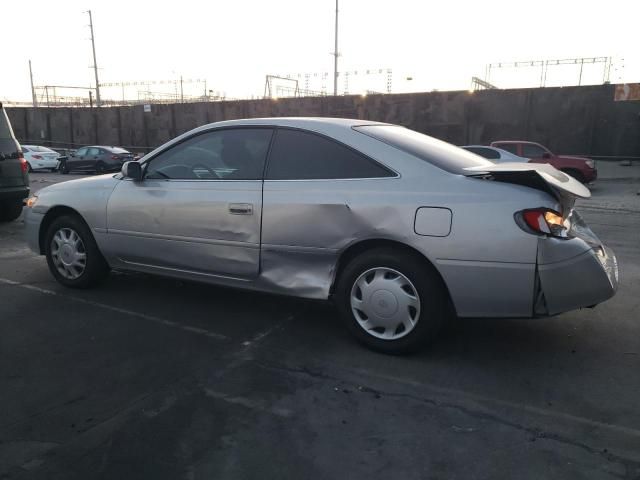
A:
490,140,597,183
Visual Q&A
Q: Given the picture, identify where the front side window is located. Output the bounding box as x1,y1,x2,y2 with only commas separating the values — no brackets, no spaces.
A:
87,147,101,156
75,147,88,156
266,128,394,180
145,128,273,180
522,143,548,158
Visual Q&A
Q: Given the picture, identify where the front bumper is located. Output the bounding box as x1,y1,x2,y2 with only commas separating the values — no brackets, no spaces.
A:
584,168,597,183
24,209,45,254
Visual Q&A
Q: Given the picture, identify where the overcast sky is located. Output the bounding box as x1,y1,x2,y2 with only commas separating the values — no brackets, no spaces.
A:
2,0,638,103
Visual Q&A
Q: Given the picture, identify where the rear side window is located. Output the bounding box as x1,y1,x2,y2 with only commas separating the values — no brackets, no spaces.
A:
495,143,519,155
87,147,101,156
355,125,493,174
522,143,547,158
463,146,500,160
266,128,394,180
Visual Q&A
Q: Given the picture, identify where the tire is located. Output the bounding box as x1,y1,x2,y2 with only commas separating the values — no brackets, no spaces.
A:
561,169,585,184
27,162,33,173
59,160,69,174
0,201,23,222
95,162,106,174
335,248,447,354
44,214,110,288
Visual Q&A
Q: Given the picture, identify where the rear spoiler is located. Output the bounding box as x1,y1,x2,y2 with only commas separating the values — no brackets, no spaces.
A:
463,162,590,214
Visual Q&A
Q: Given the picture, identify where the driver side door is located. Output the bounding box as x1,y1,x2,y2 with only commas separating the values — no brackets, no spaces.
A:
105,127,273,279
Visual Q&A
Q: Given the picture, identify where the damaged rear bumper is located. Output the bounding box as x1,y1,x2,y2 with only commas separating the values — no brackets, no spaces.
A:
535,238,618,316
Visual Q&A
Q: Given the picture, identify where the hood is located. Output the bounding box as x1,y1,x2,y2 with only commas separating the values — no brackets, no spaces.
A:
464,162,590,213
39,173,120,194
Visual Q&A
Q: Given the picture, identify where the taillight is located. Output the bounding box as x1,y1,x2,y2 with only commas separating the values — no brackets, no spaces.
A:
20,157,28,174
516,208,568,238
32,154,43,160
111,155,119,160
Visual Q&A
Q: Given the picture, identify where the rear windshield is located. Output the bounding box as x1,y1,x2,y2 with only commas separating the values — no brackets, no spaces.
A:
354,125,493,174
0,109,13,139
24,145,55,153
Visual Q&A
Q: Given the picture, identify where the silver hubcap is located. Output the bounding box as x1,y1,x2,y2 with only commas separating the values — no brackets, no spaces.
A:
350,267,421,340
50,228,87,280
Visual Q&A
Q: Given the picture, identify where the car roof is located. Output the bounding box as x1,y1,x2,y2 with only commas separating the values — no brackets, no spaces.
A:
197,117,390,130
491,140,538,145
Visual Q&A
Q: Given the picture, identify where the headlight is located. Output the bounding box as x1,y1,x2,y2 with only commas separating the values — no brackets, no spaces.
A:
26,196,38,208
585,159,595,169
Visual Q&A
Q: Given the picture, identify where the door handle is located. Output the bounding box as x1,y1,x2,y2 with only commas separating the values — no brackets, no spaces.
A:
228,203,253,215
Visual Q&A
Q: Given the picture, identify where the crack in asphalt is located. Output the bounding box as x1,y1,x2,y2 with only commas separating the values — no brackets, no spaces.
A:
257,361,640,480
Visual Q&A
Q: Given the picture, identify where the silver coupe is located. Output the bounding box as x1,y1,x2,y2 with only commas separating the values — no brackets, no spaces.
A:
24,118,618,353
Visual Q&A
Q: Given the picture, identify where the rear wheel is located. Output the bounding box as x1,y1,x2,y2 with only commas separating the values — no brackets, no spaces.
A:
95,162,106,174
0,201,23,222
44,215,110,288
335,248,447,354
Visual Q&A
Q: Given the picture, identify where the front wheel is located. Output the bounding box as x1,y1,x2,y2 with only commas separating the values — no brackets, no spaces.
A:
59,160,69,174
44,215,110,288
335,248,447,354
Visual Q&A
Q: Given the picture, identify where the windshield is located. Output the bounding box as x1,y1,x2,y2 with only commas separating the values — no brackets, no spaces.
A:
354,125,494,174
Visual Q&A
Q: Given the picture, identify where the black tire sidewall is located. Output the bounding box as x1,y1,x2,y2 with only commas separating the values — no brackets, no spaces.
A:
44,215,109,288
60,161,69,174
335,249,446,354
0,201,23,222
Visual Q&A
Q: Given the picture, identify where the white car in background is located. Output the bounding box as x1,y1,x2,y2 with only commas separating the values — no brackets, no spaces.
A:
22,145,61,172
461,145,529,163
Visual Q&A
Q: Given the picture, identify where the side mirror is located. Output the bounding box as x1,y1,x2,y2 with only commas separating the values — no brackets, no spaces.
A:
122,161,142,181
542,152,552,159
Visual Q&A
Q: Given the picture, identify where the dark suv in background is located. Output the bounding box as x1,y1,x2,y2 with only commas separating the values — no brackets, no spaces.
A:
59,146,135,174
0,103,29,222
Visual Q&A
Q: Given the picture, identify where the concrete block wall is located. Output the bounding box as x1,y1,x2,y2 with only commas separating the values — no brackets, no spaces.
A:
6,84,640,157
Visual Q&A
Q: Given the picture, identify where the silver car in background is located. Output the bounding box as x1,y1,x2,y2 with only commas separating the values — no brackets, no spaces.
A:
24,118,618,353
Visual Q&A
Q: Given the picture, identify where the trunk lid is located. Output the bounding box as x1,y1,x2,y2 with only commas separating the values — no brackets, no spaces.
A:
463,162,590,215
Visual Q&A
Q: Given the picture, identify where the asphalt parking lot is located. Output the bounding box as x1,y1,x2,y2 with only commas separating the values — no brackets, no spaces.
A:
1,171,640,479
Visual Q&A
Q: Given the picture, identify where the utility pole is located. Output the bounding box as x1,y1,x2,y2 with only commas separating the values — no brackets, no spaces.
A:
333,0,339,96
87,10,101,107
28,60,38,107
180,75,184,103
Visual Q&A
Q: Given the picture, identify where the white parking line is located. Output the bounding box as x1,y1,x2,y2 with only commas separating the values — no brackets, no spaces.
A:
0,277,228,341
